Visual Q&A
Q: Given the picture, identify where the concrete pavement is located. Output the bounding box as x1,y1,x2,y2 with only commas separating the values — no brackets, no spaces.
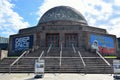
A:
0,73,113,80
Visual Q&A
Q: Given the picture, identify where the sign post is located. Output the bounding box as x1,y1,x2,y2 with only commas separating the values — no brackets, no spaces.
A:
34,59,45,78
113,59,120,79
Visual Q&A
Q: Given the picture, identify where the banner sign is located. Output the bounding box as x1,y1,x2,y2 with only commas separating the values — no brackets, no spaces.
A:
90,34,114,54
113,59,120,73
12,35,33,51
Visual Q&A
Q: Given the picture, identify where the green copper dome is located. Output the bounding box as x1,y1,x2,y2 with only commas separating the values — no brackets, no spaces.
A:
38,6,88,25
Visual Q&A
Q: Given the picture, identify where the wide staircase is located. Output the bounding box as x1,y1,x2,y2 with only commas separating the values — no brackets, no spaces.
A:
0,46,114,73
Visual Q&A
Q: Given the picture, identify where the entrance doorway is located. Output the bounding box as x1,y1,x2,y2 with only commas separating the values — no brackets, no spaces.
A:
46,33,59,47
65,33,78,47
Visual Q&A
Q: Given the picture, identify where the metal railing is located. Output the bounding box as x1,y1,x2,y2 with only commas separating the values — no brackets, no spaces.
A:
72,44,76,53
60,43,62,67
38,50,45,61
9,50,29,73
47,44,52,54
96,51,111,66
78,51,86,67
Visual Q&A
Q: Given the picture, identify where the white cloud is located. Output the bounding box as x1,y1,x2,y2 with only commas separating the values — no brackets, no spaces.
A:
97,17,120,37
108,18,120,37
0,0,30,37
114,0,120,6
37,0,120,37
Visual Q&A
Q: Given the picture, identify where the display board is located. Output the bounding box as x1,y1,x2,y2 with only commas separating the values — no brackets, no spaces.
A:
90,34,114,54
35,60,44,74
113,59,120,73
12,35,33,51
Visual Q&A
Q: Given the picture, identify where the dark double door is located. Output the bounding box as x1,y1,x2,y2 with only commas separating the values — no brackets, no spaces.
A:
65,34,78,47
46,33,59,47
46,33,78,47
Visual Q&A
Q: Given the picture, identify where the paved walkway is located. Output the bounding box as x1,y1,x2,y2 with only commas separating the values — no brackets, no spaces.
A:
0,73,113,80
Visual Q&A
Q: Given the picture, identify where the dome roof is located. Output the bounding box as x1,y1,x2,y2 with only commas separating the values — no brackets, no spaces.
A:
38,6,88,25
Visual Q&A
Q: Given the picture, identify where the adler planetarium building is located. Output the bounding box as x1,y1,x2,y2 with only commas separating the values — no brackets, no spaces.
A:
3,6,119,73
9,6,117,56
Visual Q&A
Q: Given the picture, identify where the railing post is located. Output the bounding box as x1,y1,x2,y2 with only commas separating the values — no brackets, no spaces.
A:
78,51,86,67
72,44,76,53
9,50,30,73
78,51,86,74
60,43,62,67
47,44,52,54
96,51,111,66
38,51,44,61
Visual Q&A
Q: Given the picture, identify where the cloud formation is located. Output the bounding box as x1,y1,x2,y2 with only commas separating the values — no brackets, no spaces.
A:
0,0,30,37
37,0,120,37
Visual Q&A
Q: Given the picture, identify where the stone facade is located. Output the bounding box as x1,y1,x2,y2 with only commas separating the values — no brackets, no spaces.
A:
8,6,118,56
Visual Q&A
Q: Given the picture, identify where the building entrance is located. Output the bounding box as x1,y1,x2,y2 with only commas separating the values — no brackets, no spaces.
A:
65,33,78,47
46,33,59,47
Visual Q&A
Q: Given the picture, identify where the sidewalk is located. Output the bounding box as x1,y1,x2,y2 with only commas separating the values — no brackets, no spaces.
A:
0,73,113,80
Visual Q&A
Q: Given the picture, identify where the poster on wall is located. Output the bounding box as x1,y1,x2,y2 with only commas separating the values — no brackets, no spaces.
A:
12,35,33,51
90,34,114,54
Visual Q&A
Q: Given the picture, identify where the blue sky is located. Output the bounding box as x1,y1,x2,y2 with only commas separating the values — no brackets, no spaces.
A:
0,0,120,38
11,0,44,26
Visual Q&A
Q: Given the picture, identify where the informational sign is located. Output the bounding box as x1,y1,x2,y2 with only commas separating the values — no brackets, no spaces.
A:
113,59,120,73
12,35,33,51
90,34,114,54
35,60,44,74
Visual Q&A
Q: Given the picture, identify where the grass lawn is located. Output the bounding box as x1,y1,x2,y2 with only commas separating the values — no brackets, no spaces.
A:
104,56,117,58
8,56,18,58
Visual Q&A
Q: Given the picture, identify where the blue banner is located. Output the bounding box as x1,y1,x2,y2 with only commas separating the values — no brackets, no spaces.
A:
12,35,33,51
90,34,114,54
